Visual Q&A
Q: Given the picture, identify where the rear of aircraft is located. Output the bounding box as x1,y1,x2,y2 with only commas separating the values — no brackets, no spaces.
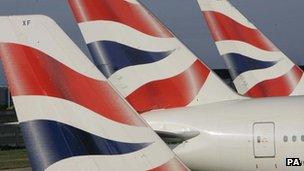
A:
68,0,242,114
0,15,188,171
197,0,304,97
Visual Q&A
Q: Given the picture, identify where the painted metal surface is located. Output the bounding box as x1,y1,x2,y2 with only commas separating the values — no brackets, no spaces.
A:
198,0,304,97
68,0,242,113
0,15,188,171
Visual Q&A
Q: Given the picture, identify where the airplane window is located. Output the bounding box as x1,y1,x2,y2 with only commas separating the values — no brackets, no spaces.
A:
283,136,288,142
301,135,304,142
292,135,297,142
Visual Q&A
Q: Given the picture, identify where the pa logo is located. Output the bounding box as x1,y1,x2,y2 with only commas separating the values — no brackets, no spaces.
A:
286,158,302,166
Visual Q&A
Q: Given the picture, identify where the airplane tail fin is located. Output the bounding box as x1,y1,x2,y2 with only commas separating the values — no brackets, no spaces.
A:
197,0,304,97
68,0,242,113
0,15,188,171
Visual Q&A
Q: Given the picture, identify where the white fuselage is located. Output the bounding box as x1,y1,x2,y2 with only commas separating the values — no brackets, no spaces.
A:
143,96,304,171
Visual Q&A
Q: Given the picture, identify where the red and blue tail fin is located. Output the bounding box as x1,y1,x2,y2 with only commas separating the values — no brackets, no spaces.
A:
197,0,304,97
68,0,242,113
0,15,188,171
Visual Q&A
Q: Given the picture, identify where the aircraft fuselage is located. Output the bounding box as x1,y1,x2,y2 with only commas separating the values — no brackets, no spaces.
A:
143,96,304,171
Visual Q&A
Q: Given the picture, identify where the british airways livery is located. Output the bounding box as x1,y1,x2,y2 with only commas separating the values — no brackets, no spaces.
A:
68,0,241,113
67,0,304,171
0,15,189,171
198,0,304,97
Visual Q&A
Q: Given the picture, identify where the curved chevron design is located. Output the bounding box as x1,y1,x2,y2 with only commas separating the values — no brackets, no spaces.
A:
21,120,151,171
198,0,304,97
223,53,278,79
0,15,188,170
0,43,143,126
204,11,278,51
87,41,175,78
68,0,241,113
70,0,172,38
245,66,303,97
126,60,210,113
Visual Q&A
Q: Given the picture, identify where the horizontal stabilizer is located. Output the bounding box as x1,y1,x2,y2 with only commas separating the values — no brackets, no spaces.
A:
157,130,200,145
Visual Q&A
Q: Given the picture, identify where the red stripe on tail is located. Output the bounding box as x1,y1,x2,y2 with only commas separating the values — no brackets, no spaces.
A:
0,43,144,126
203,11,278,51
68,0,172,38
126,60,210,113
246,65,303,97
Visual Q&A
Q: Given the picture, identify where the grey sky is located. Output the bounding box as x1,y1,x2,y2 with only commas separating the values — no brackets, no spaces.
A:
141,0,304,68
0,0,303,85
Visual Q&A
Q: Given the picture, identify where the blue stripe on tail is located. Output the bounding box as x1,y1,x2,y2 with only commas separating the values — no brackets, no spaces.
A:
87,41,175,77
20,120,151,171
223,53,278,79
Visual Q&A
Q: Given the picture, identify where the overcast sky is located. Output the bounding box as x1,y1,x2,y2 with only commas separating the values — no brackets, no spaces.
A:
0,0,303,85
